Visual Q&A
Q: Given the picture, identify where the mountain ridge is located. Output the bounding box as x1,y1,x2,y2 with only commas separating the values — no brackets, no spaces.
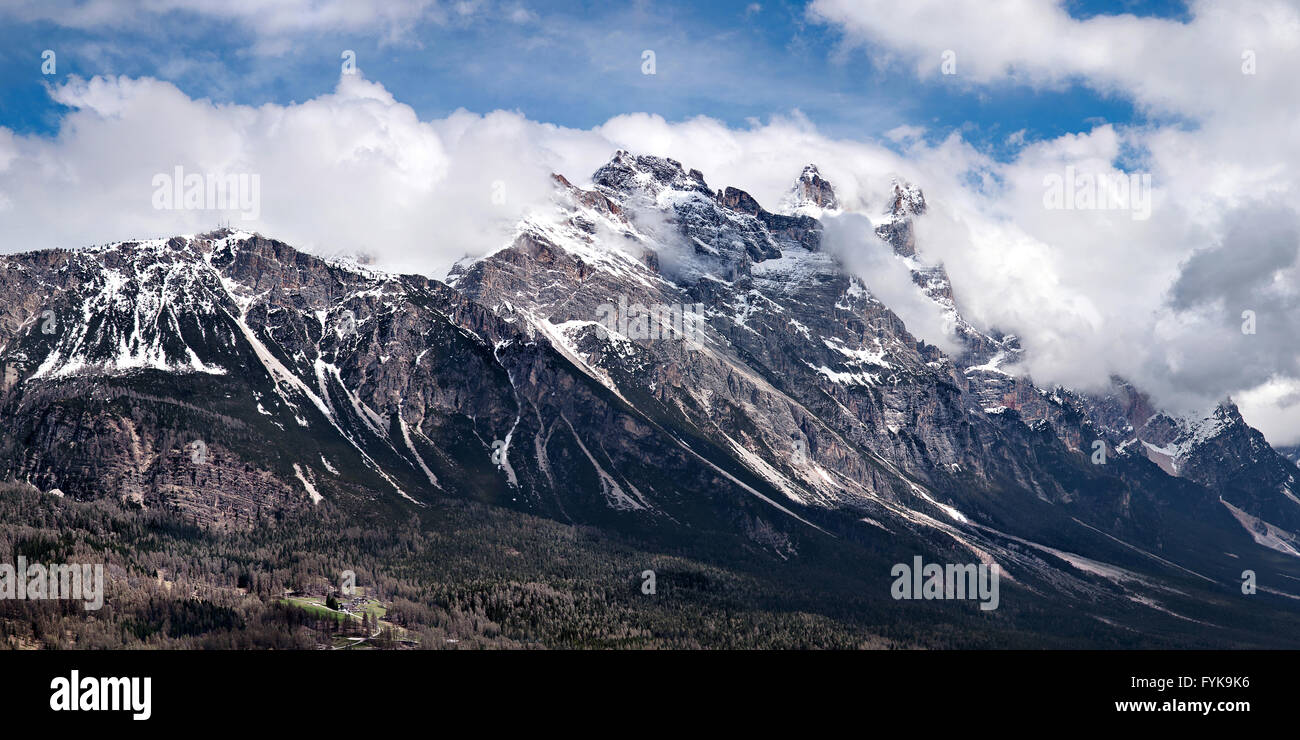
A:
3,150,1300,645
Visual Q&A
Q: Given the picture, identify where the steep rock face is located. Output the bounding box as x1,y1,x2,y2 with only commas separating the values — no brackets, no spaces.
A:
456,156,971,514
1134,404,1300,531
1,378,311,529
792,165,840,211
451,153,1300,579
3,151,1300,642
0,232,528,526
841,170,1300,553
0,230,864,547
875,179,927,257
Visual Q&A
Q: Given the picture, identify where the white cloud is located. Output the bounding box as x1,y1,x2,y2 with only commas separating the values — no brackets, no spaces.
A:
885,124,926,144
0,74,582,277
3,0,448,36
809,0,1300,119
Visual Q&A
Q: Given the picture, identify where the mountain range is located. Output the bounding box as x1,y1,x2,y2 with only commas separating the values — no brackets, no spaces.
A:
4,150,1300,647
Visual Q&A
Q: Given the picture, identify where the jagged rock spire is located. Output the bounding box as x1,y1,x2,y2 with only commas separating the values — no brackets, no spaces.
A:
782,164,839,216
876,178,927,257
792,165,839,210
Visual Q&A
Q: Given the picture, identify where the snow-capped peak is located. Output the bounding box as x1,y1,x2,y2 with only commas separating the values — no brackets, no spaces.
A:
592,150,712,199
781,164,840,217
887,178,926,218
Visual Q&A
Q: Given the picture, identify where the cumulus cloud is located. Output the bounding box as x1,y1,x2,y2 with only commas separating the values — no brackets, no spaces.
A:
1170,203,1299,312
0,74,605,277
808,0,1299,119
2,0,449,38
1152,203,1300,403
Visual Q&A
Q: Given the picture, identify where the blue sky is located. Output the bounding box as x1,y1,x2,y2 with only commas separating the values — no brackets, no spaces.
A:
0,0,1189,159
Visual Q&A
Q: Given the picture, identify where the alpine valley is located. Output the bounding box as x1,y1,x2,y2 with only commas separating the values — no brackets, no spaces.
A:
3,152,1299,648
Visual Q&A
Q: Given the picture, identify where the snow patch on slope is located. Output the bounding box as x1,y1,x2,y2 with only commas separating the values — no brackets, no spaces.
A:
293,463,323,504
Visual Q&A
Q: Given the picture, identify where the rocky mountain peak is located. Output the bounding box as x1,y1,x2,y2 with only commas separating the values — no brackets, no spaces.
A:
888,178,926,217
876,179,928,257
568,151,824,274
592,150,712,198
792,164,840,212
779,164,839,217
